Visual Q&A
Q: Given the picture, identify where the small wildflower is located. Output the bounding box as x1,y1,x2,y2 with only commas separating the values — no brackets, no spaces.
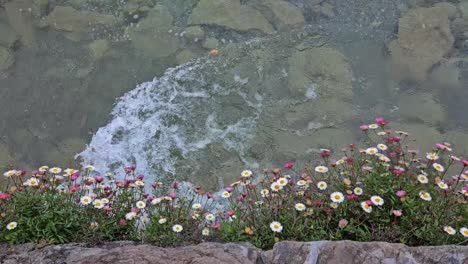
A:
370,195,384,206
393,210,402,217
426,152,439,161
205,214,215,221
261,189,269,197
241,170,252,178
396,190,406,197
368,124,379,129
377,144,388,151
39,166,49,172
271,182,283,192
192,203,202,210
343,178,351,186
172,224,183,233
80,196,92,205
330,202,338,209
330,192,345,203
317,181,327,190
419,191,432,201
297,180,307,186
438,182,448,190
125,212,137,220
222,191,231,198
284,162,294,169
315,166,329,173
277,177,288,186
361,201,372,213
354,187,363,195
49,167,62,174
85,165,95,171
93,199,104,209
460,227,468,237
136,201,146,209
444,226,456,235
417,174,429,184
295,203,306,211
202,228,210,236
338,219,348,229
3,170,16,177
158,218,167,224
365,147,378,155
6,222,17,230
270,221,283,233
432,163,445,172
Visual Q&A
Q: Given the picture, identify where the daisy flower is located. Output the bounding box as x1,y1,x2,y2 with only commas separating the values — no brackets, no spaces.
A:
136,201,146,209
317,181,327,190
277,177,288,186
25,177,39,187
158,218,167,224
377,144,388,151
172,224,183,233
3,170,16,177
315,166,329,173
297,180,307,186
39,166,49,172
295,203,306,211
426,152,439,161
125,212,137,220
270,221,283,233
192,203,202,210
241,170,252,178
417,174,429,184
202,228,210,236
205,214,215,221
460,227,468,237
151,198,162,205
419,191,432,201
101,198,109,204
438,182,448,190
49,167,62,174
370,195,384,206
330,192,344,203
135,181,145,187
444,226,456,235
432,163,445,172
222,191,231,198
84,165,95,171
361,201,372,213
6,222,17,230
271,182,283,192
354,187,363,195
365,147,378,155
368,124,378,129
260,189,269,197
93,199,104,209
80,196,92,205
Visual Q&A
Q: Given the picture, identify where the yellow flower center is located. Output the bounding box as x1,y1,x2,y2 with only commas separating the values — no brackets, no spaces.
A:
335,195,341,200
463,230,468,235
274,225,279,229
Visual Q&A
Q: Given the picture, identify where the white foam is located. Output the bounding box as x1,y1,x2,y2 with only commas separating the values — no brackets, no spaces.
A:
77,59,263,181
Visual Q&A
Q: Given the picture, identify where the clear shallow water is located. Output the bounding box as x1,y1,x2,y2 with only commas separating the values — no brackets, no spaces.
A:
1,0,468,189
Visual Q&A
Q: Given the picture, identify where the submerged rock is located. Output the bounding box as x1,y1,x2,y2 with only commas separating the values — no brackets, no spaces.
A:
127,4,180,58
4,0,36,47
0,20,20,49
389,5,454,82
175,49,194,65
88,39,110,61
288,47,353,101
41,6,117,41
254,0,305,29
398,93,446,125
0,47,15,71
202,37,219,49
184,26,205,41
189,0,274,34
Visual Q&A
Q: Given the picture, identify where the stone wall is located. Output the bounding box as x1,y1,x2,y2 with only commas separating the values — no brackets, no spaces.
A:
0,240,466,264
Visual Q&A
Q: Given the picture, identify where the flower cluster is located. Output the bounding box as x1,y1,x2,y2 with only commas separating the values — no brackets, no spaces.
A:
0,118,467,249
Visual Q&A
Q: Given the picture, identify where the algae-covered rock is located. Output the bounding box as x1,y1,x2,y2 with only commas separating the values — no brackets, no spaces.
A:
389,5,454,81
4,0,36,47
184,26,205,41
255,0,305,28
127,4,180,58
175,49,194,65
0,20,20,49
202,38,219,49
288,47,353,101
398,93,446,125
88,39,110,61
0,47,15,71
189,0,274,34
41,6,117,41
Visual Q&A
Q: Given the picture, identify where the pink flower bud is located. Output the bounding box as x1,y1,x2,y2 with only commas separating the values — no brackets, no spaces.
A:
284,162,294,169
94,175,103,183
172,182,179,189
137,174,144,180
360,125,369,131
119,219,127,226
225,186,234,193
396,190,406,197
393,210,402,217
169,192,176,199
227,210,235,217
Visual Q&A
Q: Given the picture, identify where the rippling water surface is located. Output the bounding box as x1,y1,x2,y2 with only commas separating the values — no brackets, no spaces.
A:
1,0,468,189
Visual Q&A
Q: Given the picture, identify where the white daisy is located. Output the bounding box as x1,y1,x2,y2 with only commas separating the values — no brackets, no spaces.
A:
317,181,327,190
271,182,283,192
377,144,388,151
432,163,445,172
80,196,92,205
158,218,167,224
6,221,17,230
354,187,363,195
93,199,104,209
460,227,468,237
419,191,432,201
270,221,283,233
222,191,231,198
365,147,378,155
260,189,269,197
315,166,329,173
426,152,439,161
295,203,306,211
417,174,429,184
330,192,345,203
297,180,307,186
444,226,456,235
202,228,210,236
49,167,62,174
241,170,252,178
136,201,146,209
370,195,384,206
205,214,215,221
361,201,372,213
125,212,137,220
172,224,183,233
192,203,202,210
277,177,288,186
